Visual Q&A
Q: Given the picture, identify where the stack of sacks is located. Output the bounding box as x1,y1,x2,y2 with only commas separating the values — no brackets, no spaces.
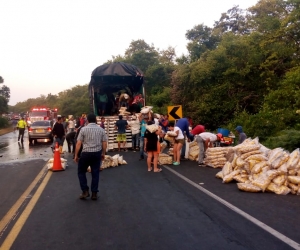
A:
97,154,128,171
158,153,173,165
188,141,199,161
204,147,231,168
214,137,300,195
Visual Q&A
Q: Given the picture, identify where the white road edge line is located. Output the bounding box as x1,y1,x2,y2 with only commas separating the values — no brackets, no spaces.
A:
163,165,300,250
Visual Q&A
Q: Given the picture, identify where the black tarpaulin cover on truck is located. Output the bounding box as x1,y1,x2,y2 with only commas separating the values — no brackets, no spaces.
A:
89,62,144,94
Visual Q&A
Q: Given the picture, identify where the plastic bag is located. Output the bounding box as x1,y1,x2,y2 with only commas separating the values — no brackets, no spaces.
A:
62,139,68,153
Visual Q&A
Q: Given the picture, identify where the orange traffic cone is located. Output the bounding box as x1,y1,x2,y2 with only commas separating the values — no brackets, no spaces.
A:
51,142,65,172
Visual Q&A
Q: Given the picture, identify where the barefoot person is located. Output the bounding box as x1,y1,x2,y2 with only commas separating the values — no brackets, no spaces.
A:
144,121,162,172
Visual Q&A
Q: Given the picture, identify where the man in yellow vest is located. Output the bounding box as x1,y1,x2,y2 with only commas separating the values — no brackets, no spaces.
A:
17,117,27,142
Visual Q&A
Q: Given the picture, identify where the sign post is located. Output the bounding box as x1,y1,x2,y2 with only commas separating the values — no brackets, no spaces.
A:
167,105,182,120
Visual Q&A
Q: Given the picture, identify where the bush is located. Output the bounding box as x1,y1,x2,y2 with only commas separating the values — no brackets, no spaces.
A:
263,130,300,152
0,117,9,129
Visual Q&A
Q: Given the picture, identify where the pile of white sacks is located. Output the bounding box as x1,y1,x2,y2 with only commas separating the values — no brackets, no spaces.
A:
205,137,300,195
87,154,127,172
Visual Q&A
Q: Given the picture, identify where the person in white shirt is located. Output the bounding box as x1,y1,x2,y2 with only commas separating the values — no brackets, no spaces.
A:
196,132,223,166
68,116,75,133
128,115,141,151
167,121,184,166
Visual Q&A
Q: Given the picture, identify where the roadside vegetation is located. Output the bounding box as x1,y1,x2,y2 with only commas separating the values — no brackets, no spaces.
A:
4,0,300,150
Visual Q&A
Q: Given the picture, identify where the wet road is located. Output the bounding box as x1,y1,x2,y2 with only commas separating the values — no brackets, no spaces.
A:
0,133,300,249
0,131,53,163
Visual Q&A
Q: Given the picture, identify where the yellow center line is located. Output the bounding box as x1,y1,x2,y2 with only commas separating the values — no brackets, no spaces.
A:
0,167,52,250
0,166,48,234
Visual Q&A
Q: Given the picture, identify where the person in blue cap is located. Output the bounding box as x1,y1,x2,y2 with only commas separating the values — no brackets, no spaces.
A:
235,126,247,144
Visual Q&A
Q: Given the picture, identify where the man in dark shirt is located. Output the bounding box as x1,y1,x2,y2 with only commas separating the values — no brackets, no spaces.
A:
52,117,65,151
115,115,129,151
176,117,192,160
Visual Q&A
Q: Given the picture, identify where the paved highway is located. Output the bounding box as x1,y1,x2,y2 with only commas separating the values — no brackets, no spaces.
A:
0,133,299,250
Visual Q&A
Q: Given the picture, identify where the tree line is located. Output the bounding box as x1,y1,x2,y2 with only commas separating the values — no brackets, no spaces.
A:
7,0,300,150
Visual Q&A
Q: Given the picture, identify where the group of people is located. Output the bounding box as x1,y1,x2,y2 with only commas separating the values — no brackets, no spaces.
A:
95,89,144,116
72,111,247,201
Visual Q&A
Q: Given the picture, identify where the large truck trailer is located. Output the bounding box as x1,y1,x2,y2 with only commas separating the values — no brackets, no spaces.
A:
89,62,145,151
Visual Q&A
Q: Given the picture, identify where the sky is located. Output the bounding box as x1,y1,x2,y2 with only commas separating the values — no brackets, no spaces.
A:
0,0,259,106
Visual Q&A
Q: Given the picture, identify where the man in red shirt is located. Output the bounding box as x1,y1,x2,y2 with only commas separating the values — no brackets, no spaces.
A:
190,124,205,141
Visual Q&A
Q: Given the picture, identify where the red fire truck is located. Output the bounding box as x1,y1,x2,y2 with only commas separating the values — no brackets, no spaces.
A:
27,108,58,127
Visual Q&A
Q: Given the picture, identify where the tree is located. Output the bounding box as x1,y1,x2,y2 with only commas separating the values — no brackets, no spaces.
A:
0,96,8,114
0,85,10,102
0,76,3,84
185,24,220,61
213,6,249,35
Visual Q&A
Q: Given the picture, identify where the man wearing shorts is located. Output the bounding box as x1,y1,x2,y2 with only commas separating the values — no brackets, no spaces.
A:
115,115,129,151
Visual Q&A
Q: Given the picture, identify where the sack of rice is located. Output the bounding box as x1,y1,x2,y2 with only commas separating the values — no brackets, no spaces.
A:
222,162,232,176
166,131,177,137
287,176,300,185
241,150,262,160
245,154,268,162
267,148,284,164
271,152,290,169
238,145,260,155
146,124,158,133
251,170,279,192
237,183,262,192
272,175,286,186
164,134,175,143
266,183,291,195
158,153,173,164
286,148,300,170
233,175,248,183
216,171,223,179
288,183,299,194
223,170,240,183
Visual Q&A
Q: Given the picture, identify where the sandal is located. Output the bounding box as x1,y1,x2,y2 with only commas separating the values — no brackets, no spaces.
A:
154,168,162,172
148,167,152,172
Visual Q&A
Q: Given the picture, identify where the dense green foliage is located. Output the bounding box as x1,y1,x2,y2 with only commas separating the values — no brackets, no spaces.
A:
0,76,10,115
0,117,9,128
9,0,300,150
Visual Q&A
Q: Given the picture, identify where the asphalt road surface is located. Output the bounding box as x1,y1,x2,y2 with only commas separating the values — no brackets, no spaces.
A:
0,135,299,250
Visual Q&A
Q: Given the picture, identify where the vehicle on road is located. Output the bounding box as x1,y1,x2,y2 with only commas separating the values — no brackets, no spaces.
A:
27,108,58,127
28,120,54,144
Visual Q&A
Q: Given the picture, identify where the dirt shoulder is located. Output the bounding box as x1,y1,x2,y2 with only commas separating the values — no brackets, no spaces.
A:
0,127,13,136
